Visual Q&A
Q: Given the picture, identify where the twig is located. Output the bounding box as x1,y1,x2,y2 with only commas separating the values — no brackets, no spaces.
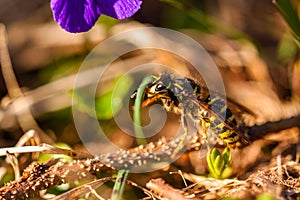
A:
0,24,53,144
5,152,20,179
276,155,283,198
51,177,112,200
146,178,194,200
0,159,113,199
246,113,300,140
0,143,86,159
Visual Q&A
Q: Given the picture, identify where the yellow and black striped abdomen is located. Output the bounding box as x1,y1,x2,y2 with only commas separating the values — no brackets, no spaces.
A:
203,96,241,146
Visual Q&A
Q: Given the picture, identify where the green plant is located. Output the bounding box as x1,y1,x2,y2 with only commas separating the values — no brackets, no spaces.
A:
111,76,153,200
274,0,300,48
206,147,233,179
133,75,154,145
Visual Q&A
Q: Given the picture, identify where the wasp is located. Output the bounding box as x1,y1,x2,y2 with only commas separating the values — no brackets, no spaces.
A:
131,73,249,152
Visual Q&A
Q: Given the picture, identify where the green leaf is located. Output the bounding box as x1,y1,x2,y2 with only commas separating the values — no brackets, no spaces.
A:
207,148,233,179
96,75,133,119
213,155,223,176
257,194,275,200
95,91,115,119
207,149,220,178
111,170,129,200
73,75,134,120
161,0,250,39
220,167,233,179
210,148,221,161
0,171,14,185
38,143,73,163
133,75,154,145
222,147,231,164
47,183,70,195
97,15,119,29
278,31,298,62
274,0,300,49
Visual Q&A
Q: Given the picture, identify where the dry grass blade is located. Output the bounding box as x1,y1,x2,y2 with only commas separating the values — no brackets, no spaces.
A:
146,178,196,200
0,24,53,144
51,178,112,200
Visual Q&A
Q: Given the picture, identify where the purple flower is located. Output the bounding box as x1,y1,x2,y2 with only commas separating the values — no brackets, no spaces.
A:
51,0,142,33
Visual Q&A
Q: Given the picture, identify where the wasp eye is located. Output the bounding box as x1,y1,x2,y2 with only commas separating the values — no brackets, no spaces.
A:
155,83,165,91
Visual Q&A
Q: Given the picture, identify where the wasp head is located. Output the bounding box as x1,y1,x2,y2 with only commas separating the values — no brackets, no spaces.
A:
130,74,176,109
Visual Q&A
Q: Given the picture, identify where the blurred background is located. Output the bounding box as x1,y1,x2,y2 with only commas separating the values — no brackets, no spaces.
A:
0,1,299,197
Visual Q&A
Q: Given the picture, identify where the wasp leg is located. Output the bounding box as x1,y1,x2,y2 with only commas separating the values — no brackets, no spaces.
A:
172,110,189,158
201,118,211,151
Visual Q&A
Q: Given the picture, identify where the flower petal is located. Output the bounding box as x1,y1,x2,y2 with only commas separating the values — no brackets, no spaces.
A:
50,0,102,33
98,0,142,20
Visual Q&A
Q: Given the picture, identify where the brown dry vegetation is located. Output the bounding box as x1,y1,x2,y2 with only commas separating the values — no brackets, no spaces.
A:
0,1,299,200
